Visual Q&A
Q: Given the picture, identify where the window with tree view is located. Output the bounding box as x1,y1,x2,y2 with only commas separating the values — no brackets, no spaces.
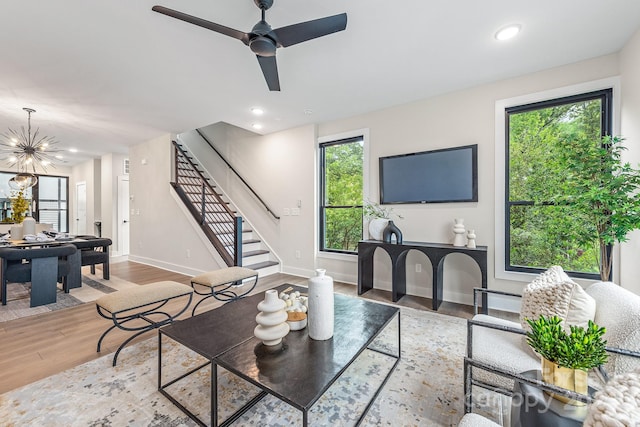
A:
319,136,364,253
506,89,612,278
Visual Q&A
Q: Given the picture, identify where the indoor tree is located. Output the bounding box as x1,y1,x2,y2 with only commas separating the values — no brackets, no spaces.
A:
552,135,640,281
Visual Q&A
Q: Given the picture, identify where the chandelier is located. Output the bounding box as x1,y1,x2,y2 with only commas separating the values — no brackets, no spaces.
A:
0,107,62,189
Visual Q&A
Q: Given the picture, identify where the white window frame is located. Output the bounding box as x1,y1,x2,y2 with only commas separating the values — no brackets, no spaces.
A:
494,77,621,283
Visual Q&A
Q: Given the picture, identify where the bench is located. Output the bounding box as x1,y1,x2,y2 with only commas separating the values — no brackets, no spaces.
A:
96,281,193,366
190,266,259,315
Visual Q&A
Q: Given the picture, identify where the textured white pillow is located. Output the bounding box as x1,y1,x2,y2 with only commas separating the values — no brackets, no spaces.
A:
519,266,596,331
587,281,640,376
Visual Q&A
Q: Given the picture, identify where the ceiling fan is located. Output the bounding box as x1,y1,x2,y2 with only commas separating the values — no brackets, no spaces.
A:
152,0,347,91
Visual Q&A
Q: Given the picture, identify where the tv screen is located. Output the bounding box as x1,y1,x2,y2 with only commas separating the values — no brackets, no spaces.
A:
379,144,478,204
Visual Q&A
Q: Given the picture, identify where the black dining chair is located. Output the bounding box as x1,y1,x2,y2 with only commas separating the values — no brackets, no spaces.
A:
0,244,78,307
71,237,112,279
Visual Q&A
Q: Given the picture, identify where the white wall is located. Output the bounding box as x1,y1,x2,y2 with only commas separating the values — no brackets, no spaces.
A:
131,50,640,305
100,152,128,254
619,28,640,295
128,133,226,275
71,159,100,235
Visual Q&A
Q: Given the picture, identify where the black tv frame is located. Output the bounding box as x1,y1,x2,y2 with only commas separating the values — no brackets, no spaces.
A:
379,144,478,204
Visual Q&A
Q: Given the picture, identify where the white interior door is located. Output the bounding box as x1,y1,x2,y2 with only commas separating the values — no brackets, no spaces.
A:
75,182,87,235
118,176,130,255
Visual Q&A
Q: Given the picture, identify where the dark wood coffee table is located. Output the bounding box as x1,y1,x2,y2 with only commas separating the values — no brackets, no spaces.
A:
158,284,400,426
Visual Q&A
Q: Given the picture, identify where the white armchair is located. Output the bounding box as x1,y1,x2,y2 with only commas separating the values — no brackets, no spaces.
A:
464,279,640,417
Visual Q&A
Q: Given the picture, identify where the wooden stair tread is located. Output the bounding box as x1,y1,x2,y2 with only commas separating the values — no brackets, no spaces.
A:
242,249,269,257
243,260,279,270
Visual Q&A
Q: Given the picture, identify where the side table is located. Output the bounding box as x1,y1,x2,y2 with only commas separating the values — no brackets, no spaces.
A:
510,370,590,427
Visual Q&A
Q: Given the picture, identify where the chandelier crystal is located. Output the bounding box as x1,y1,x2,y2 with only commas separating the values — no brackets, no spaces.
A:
0,108,62,184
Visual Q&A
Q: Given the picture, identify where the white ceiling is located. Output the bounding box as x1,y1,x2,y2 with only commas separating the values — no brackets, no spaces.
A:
1,0,639,167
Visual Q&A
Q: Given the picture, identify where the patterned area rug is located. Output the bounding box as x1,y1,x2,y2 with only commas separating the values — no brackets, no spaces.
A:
0,270,138,322
0,304,504,426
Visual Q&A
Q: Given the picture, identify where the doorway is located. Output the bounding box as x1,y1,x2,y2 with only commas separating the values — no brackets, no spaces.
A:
75,182,87,235
117,176,130,255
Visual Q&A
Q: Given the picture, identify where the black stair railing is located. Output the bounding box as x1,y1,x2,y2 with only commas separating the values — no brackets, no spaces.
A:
196,128,280,220
171,141,242,267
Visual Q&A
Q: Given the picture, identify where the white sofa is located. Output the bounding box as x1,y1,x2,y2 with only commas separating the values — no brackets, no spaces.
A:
464,281,640,415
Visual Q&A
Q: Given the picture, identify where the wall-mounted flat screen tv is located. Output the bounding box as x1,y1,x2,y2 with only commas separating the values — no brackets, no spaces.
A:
379,144,478,204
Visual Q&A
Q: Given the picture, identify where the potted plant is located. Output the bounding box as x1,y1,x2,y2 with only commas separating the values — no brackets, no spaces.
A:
10,190,29,224
363,199,403,240
552,135,640,281
526,315,608,405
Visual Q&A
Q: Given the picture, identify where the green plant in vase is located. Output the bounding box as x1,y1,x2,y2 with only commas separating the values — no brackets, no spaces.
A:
526,315,607,405
10,190,29,224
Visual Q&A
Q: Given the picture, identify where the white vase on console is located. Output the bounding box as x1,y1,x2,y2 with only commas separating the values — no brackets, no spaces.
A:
452,218,466,247
368,218,388,240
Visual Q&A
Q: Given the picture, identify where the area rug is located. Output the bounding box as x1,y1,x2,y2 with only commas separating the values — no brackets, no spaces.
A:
0,305,504,426
0,271,138,322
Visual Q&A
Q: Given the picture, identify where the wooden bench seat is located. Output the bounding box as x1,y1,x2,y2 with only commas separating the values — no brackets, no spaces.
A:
96,281,193,366
190,266,258,315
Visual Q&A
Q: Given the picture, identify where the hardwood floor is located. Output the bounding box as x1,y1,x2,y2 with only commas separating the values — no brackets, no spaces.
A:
0,260,475,395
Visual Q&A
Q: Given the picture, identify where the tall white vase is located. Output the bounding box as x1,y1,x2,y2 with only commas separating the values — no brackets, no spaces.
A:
254,290,290,346
22,215,36,235
307,269,334,340
452,218,466,247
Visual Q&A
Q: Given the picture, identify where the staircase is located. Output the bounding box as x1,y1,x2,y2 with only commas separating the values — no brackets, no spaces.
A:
171,141,279,276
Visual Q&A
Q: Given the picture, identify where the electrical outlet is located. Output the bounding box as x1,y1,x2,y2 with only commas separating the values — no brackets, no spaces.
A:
416,263,422,273
295,250,301,259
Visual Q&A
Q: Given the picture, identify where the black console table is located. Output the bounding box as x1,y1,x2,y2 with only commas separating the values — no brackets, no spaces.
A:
357,240,488,314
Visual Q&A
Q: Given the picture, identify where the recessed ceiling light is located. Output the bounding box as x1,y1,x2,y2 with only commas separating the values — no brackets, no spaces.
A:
251,107,264,115
69,148,78,153
55,154,64,159
252,123,263,130
495,24,521,41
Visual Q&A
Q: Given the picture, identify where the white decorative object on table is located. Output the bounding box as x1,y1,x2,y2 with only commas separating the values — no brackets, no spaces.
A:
10,225,23,241
368,218,388,241
453,218,466,247
22,215,36,236
307,269,334,340
467,229,476,249
254,289,290,346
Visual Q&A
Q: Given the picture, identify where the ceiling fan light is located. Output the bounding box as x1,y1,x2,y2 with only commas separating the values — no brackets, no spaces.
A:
495,24,521,41
250,36,277,57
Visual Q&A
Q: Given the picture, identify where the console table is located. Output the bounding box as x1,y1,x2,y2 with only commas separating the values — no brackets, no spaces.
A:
357,240,488,314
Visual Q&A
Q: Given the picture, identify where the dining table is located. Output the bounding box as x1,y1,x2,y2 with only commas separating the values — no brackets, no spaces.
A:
0,236,84,306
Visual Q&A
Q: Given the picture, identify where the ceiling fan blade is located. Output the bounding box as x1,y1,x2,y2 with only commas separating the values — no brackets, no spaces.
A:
152,5,249,44
256,55,280,91
271,13,347,47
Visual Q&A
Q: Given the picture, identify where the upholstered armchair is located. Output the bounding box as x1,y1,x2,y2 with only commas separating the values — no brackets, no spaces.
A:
464,266,640,422
0,244,78,307
71,237,112,279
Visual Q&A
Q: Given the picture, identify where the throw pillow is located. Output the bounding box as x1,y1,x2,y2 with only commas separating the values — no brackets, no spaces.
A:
519,265,596,332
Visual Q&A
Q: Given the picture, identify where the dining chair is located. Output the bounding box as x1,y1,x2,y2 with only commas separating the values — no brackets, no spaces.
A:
0,244,78,307
71,237,112,279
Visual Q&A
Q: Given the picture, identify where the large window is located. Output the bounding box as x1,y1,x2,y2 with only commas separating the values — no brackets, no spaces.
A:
505,89,612,278
319,136,364,253
0,172,69,232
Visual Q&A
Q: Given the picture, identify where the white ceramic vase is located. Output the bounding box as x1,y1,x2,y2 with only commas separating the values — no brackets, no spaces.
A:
452,218,466,247
368,218,388,240
307,269,334,340
22,215,36,236
254,289,290,346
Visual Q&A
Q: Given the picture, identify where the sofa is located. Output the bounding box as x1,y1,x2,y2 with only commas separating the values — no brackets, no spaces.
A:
464,267,640,419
